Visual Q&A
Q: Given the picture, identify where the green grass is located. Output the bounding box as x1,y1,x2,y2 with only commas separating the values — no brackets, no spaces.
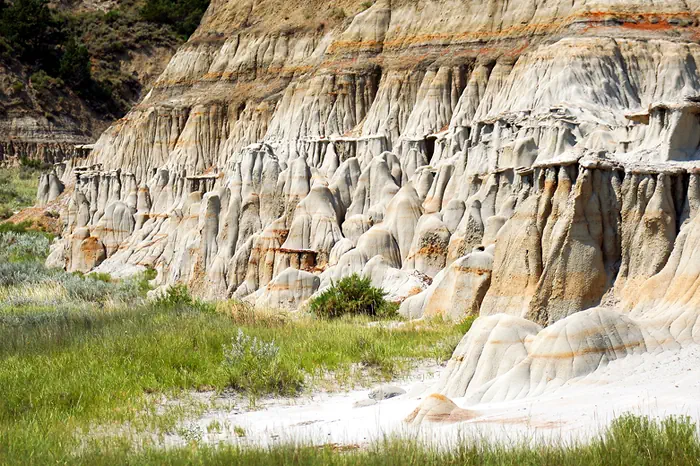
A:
91,414,700,465
5,414,700,465
0,166,41,219
2,229,697,464
0,305,464,462
0,242,465,464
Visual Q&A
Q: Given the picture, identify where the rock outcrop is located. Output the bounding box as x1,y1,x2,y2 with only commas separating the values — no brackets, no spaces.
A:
42,0,700,422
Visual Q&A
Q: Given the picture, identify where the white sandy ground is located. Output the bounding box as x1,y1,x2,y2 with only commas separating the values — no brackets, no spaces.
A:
165,345,700,449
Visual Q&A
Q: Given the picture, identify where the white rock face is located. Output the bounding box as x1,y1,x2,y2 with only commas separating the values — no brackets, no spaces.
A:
44,0,700,416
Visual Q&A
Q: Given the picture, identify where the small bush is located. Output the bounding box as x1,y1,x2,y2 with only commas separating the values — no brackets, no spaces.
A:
309,274,396,319
30,70,63,94
86,272,112,283
0,231,51,262
153,284,195,308
329,7,346,21
103,10,122,24
222,329,304,405
153,284,215,313
19,156,43,170
11,81,24,93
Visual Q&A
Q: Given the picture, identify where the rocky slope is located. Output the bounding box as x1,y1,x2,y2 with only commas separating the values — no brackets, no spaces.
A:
0,0,183,165
45,0,700,417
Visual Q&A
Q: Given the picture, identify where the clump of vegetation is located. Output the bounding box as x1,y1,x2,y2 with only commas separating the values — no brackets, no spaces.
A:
309,273,397,319
222,328,304,405
153,283,216,313
328,7,346,21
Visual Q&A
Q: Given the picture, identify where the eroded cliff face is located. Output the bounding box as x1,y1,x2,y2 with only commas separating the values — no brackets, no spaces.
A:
45,0,700,413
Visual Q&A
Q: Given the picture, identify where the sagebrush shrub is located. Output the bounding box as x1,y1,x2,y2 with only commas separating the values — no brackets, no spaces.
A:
0,228,154,308
222,329,303,405
62,274,116,303
309,274,397,319
152,284,215,313
0,261,55,287
0,231,50,262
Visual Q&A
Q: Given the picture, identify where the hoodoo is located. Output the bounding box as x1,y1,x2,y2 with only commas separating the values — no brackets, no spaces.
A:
44,0,700,420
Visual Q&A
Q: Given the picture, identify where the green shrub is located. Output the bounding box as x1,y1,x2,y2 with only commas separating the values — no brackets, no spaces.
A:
222,329,304,405
10,80,24,93
153,284,215,313
456,315,477,335
309,274,396,319
87,272,112,283
103,9,122,24
29,70,63,93
0,231,51,262
142,266,157,282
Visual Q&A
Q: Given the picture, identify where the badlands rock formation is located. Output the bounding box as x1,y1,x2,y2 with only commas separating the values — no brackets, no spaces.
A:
45,0,700,418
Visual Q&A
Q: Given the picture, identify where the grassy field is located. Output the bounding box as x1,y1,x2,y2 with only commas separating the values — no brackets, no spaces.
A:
0,226,469,463
0,166,41,219
1,226,699,464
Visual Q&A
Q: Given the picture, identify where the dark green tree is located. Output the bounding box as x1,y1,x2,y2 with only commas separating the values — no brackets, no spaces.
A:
140,0,209,38
59,38,91,88
0,0,62,67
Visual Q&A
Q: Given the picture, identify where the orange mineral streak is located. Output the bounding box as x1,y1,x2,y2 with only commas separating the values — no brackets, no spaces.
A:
529,341,644,359
415,244,448,257
454,266,491,276
428,393,449,402
486,338,533,346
